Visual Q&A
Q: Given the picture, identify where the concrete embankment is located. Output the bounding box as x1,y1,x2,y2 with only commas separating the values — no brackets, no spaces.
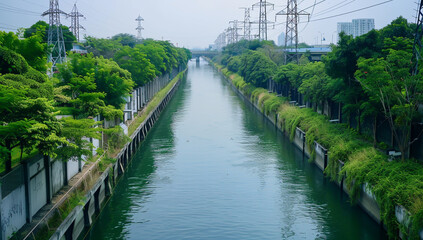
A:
45,70,186,240
209,60,421,240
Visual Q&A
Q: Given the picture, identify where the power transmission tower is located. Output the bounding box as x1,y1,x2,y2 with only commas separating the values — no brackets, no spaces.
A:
42,0,67,73
276,0,309,64
413,0,423,75
229,20,242,43
69,3,85,43
240,7,252,40
226,27,234,45
135,15,144,40
214,32,226,51
252,0,274,41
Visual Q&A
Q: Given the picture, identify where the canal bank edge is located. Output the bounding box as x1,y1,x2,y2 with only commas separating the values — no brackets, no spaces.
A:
45,69,187,240
207,58,423,240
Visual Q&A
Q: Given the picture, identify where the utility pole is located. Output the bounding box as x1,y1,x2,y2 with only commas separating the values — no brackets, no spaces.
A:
42,0,67,73
135,15,144,40
240,7,252,40
252,0,274,41
413,0,423,75
276,0,309,64
69,3,85,43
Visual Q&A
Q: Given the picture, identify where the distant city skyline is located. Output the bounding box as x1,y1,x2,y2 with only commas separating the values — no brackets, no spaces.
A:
0,0,417,49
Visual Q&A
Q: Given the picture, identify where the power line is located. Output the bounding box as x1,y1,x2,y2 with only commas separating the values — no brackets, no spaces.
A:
313,0,356,17
0,2,42,15
309,0,393,22
21,0,45,8
299,0,317,33
301,0,327,11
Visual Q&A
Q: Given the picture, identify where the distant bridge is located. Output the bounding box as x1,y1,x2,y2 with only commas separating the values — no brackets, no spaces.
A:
191,50,219,60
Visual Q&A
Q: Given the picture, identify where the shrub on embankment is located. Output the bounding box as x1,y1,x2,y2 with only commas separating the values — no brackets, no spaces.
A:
214,62,423,239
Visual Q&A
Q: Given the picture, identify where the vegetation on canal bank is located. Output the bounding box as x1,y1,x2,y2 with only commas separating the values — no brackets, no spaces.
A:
214,62,423,239
211,16,423,239
128,70,186,136
0,25,190,174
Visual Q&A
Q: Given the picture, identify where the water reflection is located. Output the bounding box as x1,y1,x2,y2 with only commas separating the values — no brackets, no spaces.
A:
88,59,386,240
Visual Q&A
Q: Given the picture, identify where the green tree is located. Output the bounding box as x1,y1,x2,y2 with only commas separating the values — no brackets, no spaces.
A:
111,33,139,48
355,48,423,160
24,21,76,52
227,56,241,73
136,42,167,75
84,36,122,59
239,50,277,88
298,62,333,111
57,53,134,115
114,46,156,86
0,85,65,172
55,118,101,164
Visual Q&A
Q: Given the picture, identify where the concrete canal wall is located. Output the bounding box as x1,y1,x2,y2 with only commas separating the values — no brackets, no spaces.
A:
47,70,185,240
211,61,421,239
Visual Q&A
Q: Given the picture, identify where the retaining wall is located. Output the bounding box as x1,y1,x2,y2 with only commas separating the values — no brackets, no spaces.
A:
215,64,391,234
47,70,184,240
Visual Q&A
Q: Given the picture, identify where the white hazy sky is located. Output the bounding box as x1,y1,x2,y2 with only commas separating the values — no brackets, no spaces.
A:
0,0,418,49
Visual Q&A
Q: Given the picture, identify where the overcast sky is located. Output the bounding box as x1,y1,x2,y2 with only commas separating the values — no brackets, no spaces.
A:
0,0,418,49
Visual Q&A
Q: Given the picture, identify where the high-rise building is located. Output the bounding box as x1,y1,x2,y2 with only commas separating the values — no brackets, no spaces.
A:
277,32,285,46
337,22,353,36
352,19,375,37
337,19,374,38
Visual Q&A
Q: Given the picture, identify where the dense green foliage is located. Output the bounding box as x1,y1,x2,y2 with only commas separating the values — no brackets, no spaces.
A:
84,36,190,87
0,31,48,72
212,16,423,238
239,51,277,88
57,52,133,119
24,21,76,52
0,28,190,173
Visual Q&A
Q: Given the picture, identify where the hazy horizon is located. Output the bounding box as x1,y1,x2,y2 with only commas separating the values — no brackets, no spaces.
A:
0,0,417,49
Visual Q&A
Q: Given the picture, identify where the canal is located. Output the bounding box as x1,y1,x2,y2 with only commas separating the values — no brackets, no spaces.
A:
86,59,386,239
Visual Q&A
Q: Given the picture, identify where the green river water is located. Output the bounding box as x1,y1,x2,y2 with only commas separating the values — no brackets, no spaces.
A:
87,59,387,240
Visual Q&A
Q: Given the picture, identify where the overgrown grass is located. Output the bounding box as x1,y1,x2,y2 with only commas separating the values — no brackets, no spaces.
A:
31,190,85,240
215,64,423,239
0,147,39,174
58,190,85,220
128,71,186,136
55,106,76,115
98,156,116,172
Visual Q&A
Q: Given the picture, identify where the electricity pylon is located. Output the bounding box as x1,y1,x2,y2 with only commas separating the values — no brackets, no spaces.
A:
252,0,274,40
42,0,67,73
276,0,309,64
413,0,423,75
240,7,252,40
229,20,243,43
136,15,144,40
69,3,85,42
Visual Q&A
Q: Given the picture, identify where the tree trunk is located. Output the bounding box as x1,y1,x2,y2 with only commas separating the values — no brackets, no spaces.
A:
20,143,24,162
357,109,361,134
373,115,377,147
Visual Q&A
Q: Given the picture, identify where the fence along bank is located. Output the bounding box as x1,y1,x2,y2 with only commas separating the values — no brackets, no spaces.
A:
0,66,185,240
